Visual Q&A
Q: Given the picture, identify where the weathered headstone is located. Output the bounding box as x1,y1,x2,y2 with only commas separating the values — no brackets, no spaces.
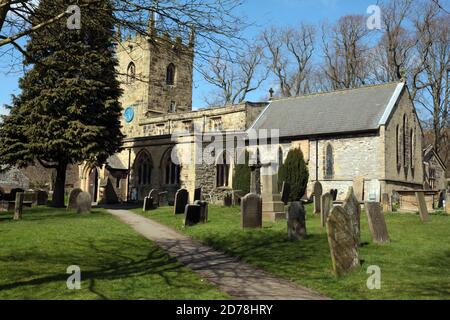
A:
352,176,364,202
158,192,169,207
415,192,429,221
223,192,232,207
36,191,48,206
67,188,83,210
13,192,24,220
281,181,291,205
76,192,92,214
143,197,153,212
184,204,202,226
326,206,360,276
342,187,361,246
174,189,189,214
365,202,390,244
194,200,209,223
148,189,159,208
194,188,202,202
321,193,333,227
382,193,391,213
287,201,307,240
241,193,262,229
313,181,323,214
250,165,261,195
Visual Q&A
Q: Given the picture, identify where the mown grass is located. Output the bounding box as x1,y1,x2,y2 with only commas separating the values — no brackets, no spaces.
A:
0,207,229,300
134,204,450,300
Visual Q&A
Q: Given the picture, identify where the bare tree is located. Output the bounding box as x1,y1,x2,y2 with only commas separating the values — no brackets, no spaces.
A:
260,24,316,97
321,15,372,90
201,43,268,106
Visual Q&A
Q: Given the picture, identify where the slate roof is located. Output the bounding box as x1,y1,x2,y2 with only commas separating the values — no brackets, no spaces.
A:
250,82,405,138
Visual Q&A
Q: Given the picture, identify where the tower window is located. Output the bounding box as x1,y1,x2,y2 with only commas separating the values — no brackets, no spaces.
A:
127,62,136,84
166,63,176,85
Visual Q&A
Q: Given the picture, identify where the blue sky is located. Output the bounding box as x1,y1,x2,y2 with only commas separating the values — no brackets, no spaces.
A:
0,0,377,114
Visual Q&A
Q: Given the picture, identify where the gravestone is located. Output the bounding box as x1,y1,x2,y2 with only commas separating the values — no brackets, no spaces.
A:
330,189,338,201
223,192,232,207
36,191,48,206
250,165,261,195
194,188,202,202
23,192,38,206
184,204,202,226
365,202,390,244
10,188,24,203
13,192,24,220
352,176,364,202
148,189,159,208
281,181,291,205
76,192,92,214
174,189,189,215
438,191,445,209
321,193,333,227
446,191,450,214
326,206,360,276
342,187,361,246
232,190,245,206
158,192,169,207
367,179,381,202
415,192,429,221
313,181,323,214
382,193,391,213
241,193,262,229
194,200,209,223
67,188,83,210
287,202,307,240
143,197,153,212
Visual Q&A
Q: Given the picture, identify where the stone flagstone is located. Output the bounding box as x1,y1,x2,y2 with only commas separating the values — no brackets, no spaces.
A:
241,193,262,229
287,202,307,240
313,181,323,214
342,187,361,246
365,202,390,244
326,206,360,277
174,189,189,215
320,193,333,227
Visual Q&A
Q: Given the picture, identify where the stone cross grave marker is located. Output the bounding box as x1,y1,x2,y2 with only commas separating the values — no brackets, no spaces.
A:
241,193,262,229
326,206,360,276
365,202,390,244
321,193,333,227
342,187,361,246
281,181,291,205
76,192,92,214
415,192,429,221
313,181,323,214
174,189,189,215
67,188,82,210
184,204,202,226
287,201,307,240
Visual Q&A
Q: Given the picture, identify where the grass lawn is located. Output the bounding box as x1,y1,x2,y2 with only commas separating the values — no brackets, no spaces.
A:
134,204,450,300
0,207,229,300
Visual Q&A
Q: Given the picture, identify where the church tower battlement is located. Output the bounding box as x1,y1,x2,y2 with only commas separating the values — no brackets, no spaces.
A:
116,18,194,138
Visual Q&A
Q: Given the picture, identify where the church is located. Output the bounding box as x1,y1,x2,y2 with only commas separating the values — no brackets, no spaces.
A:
75,23,425,206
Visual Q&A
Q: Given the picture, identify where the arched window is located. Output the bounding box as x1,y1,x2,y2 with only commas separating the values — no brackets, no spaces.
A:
136,152,152,186
166,63,176,85
325,143,334,180
165,153,181,185
403,115,407,167
216,152,230,187
127,62,136,84
396,125,400,166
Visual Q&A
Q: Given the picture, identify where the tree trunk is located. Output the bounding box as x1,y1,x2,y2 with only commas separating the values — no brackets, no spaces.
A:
13,192,24,220
52,162,67,208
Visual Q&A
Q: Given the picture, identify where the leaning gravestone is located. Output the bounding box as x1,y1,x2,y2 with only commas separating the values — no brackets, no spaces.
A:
365,202,390,244
184,204,202,226
321,193,333,227
76,192,92,214
37,191,48,206
67,188,83,210
13,192,24,220
194,188,202,202
281,181,291,205
194,200,209,223
287,202,307,241
326,206,360,276
313,181,323,214
148,189,160,208
143,197,153,212
415,192,429,221
174,189,189,215
241,193,262,229
352,176,364,202
342,187,361,246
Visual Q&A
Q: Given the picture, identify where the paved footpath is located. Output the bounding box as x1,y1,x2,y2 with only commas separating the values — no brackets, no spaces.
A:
108,209,329,300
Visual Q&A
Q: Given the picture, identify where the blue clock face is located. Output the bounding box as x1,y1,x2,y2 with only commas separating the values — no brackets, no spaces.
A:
124,107,134,123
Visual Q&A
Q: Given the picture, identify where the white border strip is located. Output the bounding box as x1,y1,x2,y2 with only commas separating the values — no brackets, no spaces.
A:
378,82,405,126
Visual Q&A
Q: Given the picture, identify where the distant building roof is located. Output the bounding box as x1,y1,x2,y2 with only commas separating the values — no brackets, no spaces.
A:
423,145,447,170
250,82,406,138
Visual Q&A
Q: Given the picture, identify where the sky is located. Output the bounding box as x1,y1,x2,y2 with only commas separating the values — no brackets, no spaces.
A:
0,0,378,115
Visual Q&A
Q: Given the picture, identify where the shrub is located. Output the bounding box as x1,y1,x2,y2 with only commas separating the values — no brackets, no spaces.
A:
278,148,309,201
